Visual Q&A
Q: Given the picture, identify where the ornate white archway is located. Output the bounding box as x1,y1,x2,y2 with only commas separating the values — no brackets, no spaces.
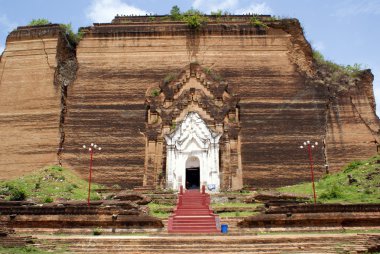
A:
165,112,221,192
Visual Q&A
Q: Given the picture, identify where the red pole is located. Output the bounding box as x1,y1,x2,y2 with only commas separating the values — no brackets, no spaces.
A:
307,144,317,205
87,148,93,207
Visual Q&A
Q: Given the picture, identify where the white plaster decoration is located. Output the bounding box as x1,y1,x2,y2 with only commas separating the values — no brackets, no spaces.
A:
165,112,221,192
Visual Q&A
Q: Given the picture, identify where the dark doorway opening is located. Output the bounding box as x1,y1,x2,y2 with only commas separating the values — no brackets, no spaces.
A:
186,167,200,189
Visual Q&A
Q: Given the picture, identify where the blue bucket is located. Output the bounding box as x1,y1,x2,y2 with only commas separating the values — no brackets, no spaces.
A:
221,224,228,234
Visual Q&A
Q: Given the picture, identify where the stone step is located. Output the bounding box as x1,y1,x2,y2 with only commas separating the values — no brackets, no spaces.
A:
171,221,216,225
169,189,219,233
174,211,214,215
45,236,362,242
62,245,348,254
35,234,377,253
43,234,363,242
70,252,338,254
172,217,216,221
49,242,356,247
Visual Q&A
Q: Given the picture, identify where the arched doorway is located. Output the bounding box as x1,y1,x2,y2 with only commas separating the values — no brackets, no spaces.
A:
185,156,200,189
165,112,222,192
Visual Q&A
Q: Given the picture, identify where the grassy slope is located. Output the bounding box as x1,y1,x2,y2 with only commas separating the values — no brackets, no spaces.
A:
278,156,380,203
0,165,103,203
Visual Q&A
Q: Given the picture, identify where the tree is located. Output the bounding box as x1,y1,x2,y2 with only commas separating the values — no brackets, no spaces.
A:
170,5,182,21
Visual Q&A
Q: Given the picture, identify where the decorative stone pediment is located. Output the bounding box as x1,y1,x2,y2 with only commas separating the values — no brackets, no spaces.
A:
143,63,242,191
145,63,240,140
165,112,221,151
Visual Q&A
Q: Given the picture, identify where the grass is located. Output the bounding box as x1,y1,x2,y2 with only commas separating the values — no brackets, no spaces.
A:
220,191,252,195
148,203,174,218
255,228,380,235
211,202,260,208
0,165,103,203
278,156,380,203
0,246,59,254
148,202,261,219
217,211,259,218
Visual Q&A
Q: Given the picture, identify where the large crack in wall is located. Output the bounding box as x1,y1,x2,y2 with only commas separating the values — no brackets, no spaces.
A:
54,31,78,165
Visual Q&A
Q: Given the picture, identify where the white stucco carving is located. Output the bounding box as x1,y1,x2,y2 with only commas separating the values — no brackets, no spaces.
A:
165,112,221,192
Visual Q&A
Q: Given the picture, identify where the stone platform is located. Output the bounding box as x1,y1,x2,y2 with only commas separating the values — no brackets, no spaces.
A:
0,200,163,231
28,233,380,254
238,204,380,228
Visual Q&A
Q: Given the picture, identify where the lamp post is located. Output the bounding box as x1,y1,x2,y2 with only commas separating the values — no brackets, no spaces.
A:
300,140,318,205
82,143,102,207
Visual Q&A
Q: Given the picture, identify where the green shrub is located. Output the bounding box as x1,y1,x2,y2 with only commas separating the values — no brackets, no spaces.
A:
151,89,160,97
313,50,363,78
202,67,224,81
211,10,223,22
312,50,325,63
203,67,212,75
319,184,343,199
184,15,207,29
28,19,51,26
163,73,177,84
168,6,208,29
183,9,208,29
66,183,78,193
60,23,82,46
34,182,41,190
9,185,26,201
43,196,53,203
344,161,363,173
93,227,102,235
250,16,268,28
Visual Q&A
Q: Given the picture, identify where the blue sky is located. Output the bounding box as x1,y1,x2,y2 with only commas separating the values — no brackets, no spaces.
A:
1,0,379,115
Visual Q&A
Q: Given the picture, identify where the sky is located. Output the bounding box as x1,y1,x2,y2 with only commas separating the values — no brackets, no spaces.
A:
1,0,379,115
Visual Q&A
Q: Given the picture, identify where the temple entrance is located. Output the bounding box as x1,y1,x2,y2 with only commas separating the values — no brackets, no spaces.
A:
165,112,222,192
186,167,200,189
185,156,200,189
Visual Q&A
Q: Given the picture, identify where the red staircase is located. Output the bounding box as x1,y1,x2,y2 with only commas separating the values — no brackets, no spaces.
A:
168,186,220,233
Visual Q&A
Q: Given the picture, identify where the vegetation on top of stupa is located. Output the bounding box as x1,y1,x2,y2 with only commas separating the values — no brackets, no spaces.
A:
313,50,364,78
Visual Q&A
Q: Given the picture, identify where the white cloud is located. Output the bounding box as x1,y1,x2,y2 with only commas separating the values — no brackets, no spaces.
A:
235,2,273,15
86,0,148,23
0,44,4,54
335,0,380,17
192,0,238,13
